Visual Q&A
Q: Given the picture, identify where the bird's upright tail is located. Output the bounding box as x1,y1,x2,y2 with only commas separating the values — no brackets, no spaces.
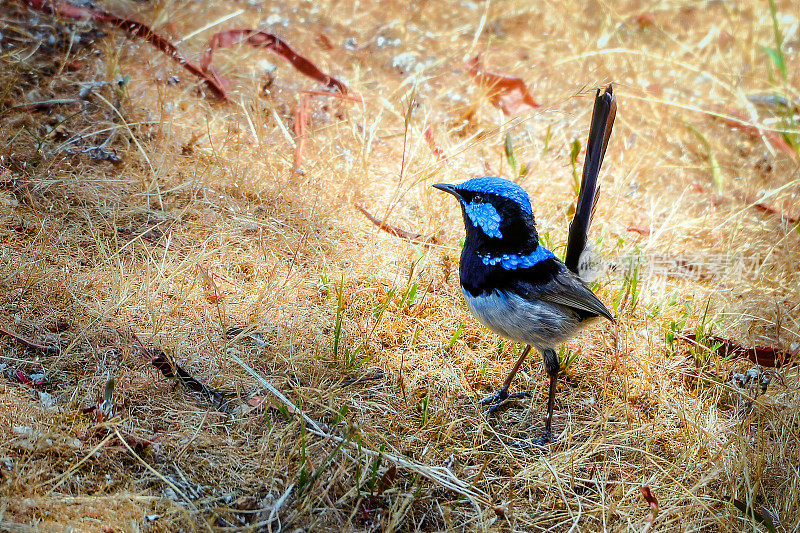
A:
564,84,617,275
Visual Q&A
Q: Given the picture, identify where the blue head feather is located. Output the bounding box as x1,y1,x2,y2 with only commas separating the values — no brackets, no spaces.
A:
463,203,503,238
456,177,532,214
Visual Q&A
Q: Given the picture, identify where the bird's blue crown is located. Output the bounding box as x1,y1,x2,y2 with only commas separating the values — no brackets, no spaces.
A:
456,177,532,213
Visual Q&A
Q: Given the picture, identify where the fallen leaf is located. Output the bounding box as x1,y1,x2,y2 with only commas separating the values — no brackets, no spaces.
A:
315,32,335,50
375,465,397,496
707,108,798,161
50,318,71,332
466,55,540,116
727,496,778,533
150,350,229,409
24,0,228,99
300,89,363,103
627,225,651,236
198,265,227,304
1,363,49,387
678,331,796,368
201,29,347,95
634,13,656,28
118,431,155,454
640,486,659,522
24,0,97,18
691,183,798,225
25,2,349,102
733,191,799,224
424,124,447,161
246,395,269,410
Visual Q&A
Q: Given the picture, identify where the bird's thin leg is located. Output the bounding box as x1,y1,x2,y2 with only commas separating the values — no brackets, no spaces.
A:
530,348,560,445
541,370,558,441
509,370,557,449
480,344,532,412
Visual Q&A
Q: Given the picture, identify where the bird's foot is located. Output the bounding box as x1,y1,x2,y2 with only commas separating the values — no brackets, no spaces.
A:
480,388,532,414
530,429,554,446
506,430,555,450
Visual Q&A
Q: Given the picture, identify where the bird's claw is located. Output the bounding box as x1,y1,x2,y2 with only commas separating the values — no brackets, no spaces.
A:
480,388,532,413
480,388,508,405
530,429,554,446
506,430,555,449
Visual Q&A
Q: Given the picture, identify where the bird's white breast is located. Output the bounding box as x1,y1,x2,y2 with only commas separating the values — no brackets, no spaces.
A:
461,288,587,350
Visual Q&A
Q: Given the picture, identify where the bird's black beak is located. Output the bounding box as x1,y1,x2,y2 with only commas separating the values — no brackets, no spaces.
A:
433,183,460,198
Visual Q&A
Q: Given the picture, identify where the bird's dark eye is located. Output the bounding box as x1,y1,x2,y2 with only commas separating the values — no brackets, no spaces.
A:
472,193,485,203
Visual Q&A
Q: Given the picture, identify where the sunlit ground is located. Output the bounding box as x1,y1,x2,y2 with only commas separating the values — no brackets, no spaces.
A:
1,0,799,530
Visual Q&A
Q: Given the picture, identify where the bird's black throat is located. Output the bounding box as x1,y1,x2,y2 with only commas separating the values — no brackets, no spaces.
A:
458,195,556,297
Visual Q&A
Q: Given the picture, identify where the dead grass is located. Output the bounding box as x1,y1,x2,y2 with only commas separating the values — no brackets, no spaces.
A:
1,0,799,531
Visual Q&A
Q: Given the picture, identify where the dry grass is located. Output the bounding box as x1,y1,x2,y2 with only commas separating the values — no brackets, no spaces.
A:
1,0,799,531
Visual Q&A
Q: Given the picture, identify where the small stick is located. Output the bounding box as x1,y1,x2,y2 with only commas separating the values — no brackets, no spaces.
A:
0,326,59,354
354,203,442,245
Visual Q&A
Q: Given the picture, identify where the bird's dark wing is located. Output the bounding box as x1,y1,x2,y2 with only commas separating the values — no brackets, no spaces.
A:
564,84,616,274
517,259,614,322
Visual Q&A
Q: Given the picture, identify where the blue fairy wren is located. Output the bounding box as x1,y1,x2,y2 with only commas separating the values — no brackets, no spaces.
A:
434,85,616,445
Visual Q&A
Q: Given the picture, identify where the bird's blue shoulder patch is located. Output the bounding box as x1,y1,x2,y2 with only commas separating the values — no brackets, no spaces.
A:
457,177,532,213
478,246,555,269
463,202,503,238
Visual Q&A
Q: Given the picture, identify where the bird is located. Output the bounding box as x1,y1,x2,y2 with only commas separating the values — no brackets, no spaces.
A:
433,85,617,446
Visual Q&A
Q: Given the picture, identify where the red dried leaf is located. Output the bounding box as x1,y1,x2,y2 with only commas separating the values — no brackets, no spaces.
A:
24,0,96,18
28,2,351,101
424,124,447,162
634,13,656,28
13,370,33,385
492,503,508,517
315,32,334,50
750,201,799,224
247,395,268,410
640,486,659,522
119,431,155,453
98,15,227,99
691,183,798,225
82,402,120,423
247,395,298,416
294,95,312,171
150,351,228,408
51,318,71,332
734,191,799,224
197,265,228,304
354,204,442,245
375,465,397,496
708,109,798,161
201,29,347,94
466,55,540,116
627,225,651,236
678,331,795,368
3,364,49,387
24,372,48,387
24,0,228,100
